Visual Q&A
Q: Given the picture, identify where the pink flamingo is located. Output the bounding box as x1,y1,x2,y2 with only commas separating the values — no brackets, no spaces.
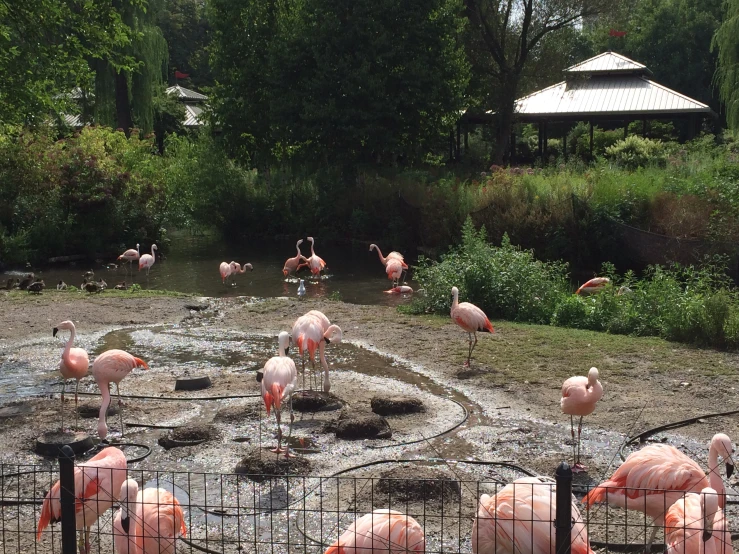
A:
576,277,610,295
220,261,253,286
369,244,408,287
219,261,233,285
450,286,494,366
561,367,603,473
583,433,735,550
665,488,723,554
283,239,309,277
291,311,342,391
118,244,140,273
138,244,157,275
230,261,253,285
306,237,326,277
92,349,149,439
384,286,413,294
261,331,298,456
37,446,127,554
113,479,187,554
472,476,594,554
324,509,425,554
53,320,90,432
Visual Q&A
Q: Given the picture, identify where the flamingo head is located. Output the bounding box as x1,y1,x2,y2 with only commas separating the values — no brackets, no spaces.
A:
152,244,158,251
369,244,376,252
296,239,303,246
53,320,74,337
278,331,290,355
451,286,459,300
710,433,735,477
243,263,253,272
323,324,342,345
307,236,314,243
587,367,599,384
701,487,719,541
119,479,140,529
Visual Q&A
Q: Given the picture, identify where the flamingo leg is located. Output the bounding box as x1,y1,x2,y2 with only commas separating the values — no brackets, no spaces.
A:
60,379,67,433
270,409,286,455
74,379,80,431
116,382,125,438
570,415,576,465
465,333,473,366
573,416,587,473
285,396,294,458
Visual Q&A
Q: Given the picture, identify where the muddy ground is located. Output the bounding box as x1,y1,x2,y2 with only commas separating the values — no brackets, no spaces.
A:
1,292,738,553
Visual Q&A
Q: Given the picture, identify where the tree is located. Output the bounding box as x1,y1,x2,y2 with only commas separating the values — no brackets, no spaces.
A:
465,0,614,162
0,0,135,126
714,0,739,132
93,0,169,135
209,0,470,168
158,0,212,88
152,88,186,153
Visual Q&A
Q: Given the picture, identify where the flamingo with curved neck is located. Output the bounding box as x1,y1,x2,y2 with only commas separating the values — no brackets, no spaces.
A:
138,244,157,275
306,237,326,277
283,239,309,277
53,320,89,432
318,324,342,393
93,349,149,439
369,244,408,286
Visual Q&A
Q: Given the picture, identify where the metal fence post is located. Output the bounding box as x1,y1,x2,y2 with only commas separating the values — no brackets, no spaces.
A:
555,461,573,554
59,445,77,554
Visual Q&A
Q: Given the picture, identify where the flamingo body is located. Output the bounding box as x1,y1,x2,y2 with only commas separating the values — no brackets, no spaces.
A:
54,320,90,431
561,367,603,471
291,311,342,392
283,239,309,276
576,277,610,295
37,447,127,553
306,237,326,276
665,488,722,554
92,349,149,439
219,262,232,284
472,477,594,554
384,286,414,294
324,509,425,554
370,244,408,285
450,286,494,366
261,331,298,454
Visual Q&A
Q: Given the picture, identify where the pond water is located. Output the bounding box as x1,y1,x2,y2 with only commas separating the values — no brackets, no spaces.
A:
0,236,418,306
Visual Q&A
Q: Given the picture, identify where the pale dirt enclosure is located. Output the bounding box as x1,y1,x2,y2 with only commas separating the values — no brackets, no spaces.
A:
0,293,738,554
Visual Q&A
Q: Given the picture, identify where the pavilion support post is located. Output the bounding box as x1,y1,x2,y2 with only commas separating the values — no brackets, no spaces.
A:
449,129,454,162
563,133,567,163
510,130,516,162
464,126,469,156
642,119,648,137
538,122,544,160
543,122,548,161
589,121,594,159
624,121,628,139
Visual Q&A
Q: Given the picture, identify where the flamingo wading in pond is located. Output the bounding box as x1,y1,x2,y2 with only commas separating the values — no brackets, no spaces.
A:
113,479,187,554
369,244,408,287
37,446,127,554
283,239,309,277
118,244,140,274
472,476,594,554
261,331,298,456
138,244,157,275
450,286,494,366
53,320,89,432
560,367,603,473
324,509,425,554
583,433,735,551
92,349,149,439
306,237,326,277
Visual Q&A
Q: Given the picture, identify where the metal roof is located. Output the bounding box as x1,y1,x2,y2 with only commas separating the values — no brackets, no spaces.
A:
514,75,712,118
564,52,650,75
62,113,83,127
183,104,205,127
165,85,208,102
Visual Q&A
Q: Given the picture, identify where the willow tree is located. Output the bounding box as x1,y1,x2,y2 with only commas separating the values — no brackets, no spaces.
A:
94,0,168,134
714,0,739,132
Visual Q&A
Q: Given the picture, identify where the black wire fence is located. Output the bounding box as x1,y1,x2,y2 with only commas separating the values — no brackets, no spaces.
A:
0,450,732,554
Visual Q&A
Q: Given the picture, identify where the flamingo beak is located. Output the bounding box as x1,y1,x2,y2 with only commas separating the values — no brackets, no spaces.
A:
726,461,734,479
52,328,58,337
256,369,264,383
324,337,331,345
285,346,290,355
121,516,130,533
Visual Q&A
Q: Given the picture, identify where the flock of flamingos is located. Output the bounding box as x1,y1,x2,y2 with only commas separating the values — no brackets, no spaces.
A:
31,239,730,554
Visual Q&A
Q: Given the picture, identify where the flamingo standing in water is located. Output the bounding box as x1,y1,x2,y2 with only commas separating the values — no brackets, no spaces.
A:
291,311,342,391
576,277,610,295
53,320,89,432
472,476,594,554
220,261,253,286
138,244,157,275
324,509,425,554
665,487,729,554
118,244,140,273
369,244,408,287
306,237,326,277
283,239,309,277
37,446,127,554
261,331,298,456
450,286,494,366
92,349,149,439
560,367,603,473
583,433,735,551
113,479,187,554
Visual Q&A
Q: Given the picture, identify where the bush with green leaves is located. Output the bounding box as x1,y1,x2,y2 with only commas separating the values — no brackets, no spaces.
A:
605,136,668,170
413,220,739,350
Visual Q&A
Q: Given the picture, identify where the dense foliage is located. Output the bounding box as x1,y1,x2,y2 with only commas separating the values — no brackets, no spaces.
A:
714,0,739,133
411,218,739,350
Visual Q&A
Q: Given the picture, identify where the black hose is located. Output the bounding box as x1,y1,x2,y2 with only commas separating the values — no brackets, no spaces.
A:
73,391,261,401
365,398,469,450
180,537,224,554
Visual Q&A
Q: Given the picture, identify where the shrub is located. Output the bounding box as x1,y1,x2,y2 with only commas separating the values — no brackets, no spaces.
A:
605,136,668,170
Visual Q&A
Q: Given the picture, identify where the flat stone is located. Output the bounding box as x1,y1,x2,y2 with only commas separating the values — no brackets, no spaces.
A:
234,449,311,481
370,395,425,416
184,298,210,311
329,409,392,440
292,390,343,412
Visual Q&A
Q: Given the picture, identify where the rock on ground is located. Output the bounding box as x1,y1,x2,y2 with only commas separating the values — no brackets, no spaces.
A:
370,395,425,416
327,409,392,440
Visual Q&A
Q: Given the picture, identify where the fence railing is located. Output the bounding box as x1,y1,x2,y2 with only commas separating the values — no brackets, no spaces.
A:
0,450,730,554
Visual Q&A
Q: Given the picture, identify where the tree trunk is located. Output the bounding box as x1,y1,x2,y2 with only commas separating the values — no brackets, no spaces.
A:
115,70,132,136
493,75,519,164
